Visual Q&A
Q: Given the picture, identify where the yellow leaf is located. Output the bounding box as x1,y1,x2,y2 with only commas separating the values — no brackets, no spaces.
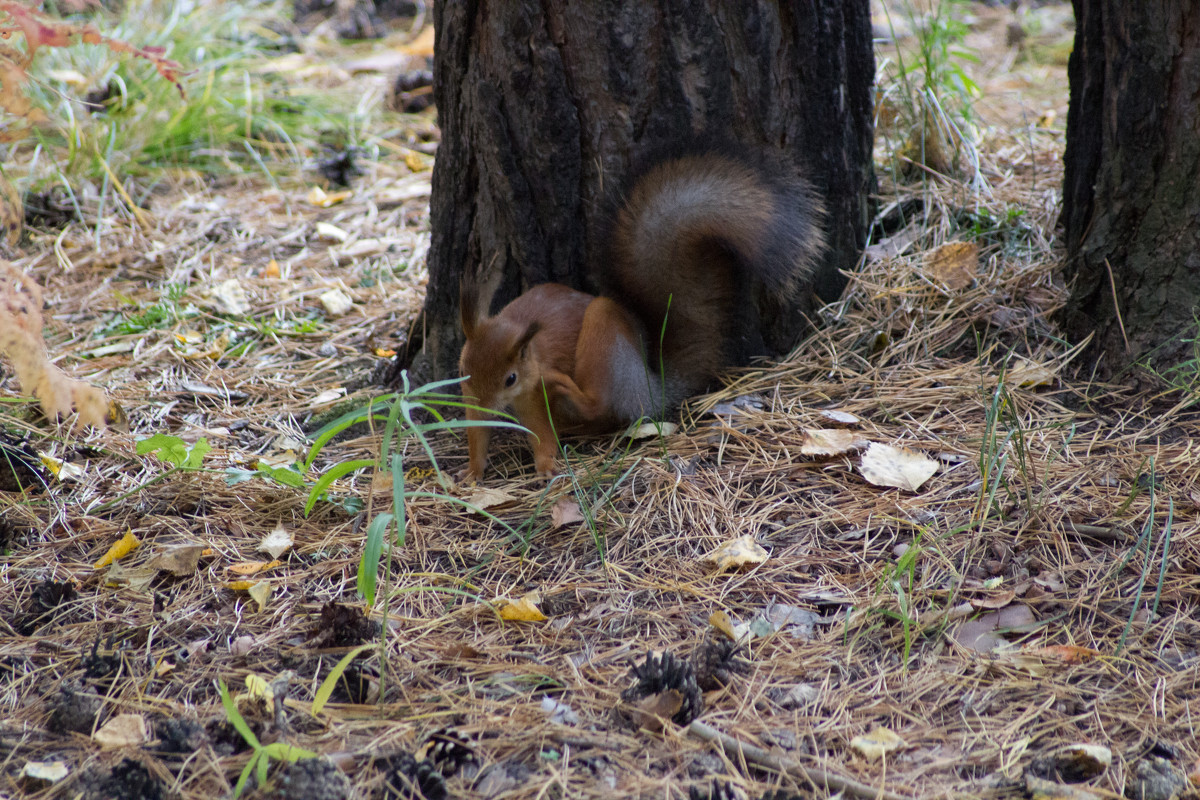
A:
228,560,282,575
94,530,140,569
263,258,281,278
228,580,255,591
306,186,354,207
497,592,546,622
405,151,432,172
708,610,737,641
375,347,397,358
244,673,273,701
247,581,272,612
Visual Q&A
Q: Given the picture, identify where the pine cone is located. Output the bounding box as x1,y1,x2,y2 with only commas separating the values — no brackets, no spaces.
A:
621,650,703,726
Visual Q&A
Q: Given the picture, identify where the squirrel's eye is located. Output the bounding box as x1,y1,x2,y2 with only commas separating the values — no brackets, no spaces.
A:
504,372,518,388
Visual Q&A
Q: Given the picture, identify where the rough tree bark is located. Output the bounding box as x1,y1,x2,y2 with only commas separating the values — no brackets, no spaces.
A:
1060,1,1200,377
401,1,875,383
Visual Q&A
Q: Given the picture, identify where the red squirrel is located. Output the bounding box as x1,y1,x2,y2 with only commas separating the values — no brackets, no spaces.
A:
458,152,825,480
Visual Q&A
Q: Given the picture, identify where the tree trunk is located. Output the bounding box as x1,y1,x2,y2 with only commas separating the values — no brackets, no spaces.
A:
1060,0,1200,378
400,0,875,384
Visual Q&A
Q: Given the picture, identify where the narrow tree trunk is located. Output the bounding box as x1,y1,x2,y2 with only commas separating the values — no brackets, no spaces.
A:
398,0,875,384
1060,0,1200,377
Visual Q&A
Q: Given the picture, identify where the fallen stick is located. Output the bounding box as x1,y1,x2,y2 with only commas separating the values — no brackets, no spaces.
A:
688,720,915,800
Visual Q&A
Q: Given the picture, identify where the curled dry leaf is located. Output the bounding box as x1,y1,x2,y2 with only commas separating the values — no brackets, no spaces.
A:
800,428,870,457
818,409,861,426
93,530,140,569
858,442,938,492
1,261,110,429
627,689,683,733
550,498,585,528
703,534,768,572
319,287,354,316
850,726,907,760
259,525,293,559
247,581,271,612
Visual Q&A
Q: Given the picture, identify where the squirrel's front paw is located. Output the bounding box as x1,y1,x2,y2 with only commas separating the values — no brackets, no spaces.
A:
456,464,484,483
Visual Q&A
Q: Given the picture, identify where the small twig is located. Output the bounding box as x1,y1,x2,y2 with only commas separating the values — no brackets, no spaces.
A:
688,720,915,800
1104,258,1130,354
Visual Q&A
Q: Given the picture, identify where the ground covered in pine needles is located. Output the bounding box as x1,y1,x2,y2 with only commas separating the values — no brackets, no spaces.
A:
3,3,1199,800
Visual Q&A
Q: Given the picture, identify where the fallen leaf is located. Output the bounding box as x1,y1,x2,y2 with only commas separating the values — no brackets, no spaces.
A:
1007,357,1057,388
708,610,737,641
311,387,347,405
627,420,677,439
925,240,978,290
104,563,157,593
465,487,517,512
93,714,148,748
243,673,274,702
627,689,683,733
1048,744,1112,781
800,428,870,457
703,534,768,572
759,602,821,640
969,590,1017,609
319,288,354,316
258,526,293,559
315,221,349,241
230,635,256,657
211,278,249,315
20,760,69,784
858,442,938,491
247,581,272,612
94,530,140,569
850,726,906,760
149,544,205,576
819,409,861,426
263,258,281,278
540,695,579,725
550,498,585,528
952,604,1036,653
228,560,283,576
306,186,353,207
497,593,546,622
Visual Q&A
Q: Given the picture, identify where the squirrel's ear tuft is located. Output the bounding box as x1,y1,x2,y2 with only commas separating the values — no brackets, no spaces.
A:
512,321,541,360
460,279,482,339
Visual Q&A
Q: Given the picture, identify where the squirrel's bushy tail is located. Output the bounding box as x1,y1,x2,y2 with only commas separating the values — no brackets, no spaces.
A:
605,153,825,404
